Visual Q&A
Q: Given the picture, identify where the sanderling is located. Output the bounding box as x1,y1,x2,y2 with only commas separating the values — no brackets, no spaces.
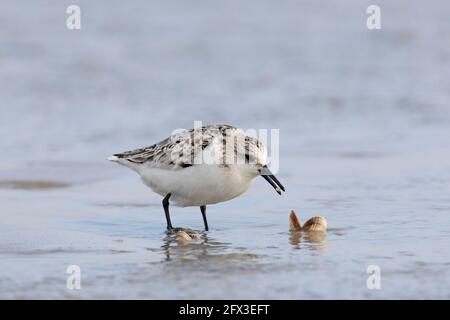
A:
108,124,285,231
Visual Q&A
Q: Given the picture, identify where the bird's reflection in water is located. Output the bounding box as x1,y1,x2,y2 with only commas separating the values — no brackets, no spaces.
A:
289,230,327,250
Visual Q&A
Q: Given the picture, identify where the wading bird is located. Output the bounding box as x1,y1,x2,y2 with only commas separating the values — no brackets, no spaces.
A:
108,124,285,231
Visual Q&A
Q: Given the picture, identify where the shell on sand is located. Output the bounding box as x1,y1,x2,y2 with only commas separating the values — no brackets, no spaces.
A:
289,210,327,232
302,216,327,232
176,230,193,242
175,229,201,243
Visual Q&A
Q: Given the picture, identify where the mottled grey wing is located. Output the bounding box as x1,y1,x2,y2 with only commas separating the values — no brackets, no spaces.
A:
113,130,214,169
112,141,158,163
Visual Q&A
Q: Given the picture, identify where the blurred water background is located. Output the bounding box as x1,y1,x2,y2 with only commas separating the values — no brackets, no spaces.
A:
1,0,450,298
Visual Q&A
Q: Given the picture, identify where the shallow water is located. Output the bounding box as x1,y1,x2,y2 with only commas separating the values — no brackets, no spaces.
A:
1,0,450,299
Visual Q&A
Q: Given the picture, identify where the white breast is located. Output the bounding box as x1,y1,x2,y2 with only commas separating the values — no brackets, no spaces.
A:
137,165,256,207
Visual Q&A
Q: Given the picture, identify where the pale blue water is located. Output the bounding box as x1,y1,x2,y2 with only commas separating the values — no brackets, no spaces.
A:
1,0,450,299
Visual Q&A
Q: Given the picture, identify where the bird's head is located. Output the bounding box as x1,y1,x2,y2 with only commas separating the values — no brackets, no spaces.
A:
233,135,285,195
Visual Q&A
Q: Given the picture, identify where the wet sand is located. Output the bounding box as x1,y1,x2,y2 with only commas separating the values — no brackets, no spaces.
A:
1,140,450,299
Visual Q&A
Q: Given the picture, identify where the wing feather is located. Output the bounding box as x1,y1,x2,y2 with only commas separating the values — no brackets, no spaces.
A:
112,125,241,169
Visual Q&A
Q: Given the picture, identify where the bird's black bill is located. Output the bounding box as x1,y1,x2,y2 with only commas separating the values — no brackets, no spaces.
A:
260,165,285,195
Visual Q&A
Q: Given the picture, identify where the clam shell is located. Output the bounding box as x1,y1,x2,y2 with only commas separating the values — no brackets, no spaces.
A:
302,216,327,232
175,229,201,243
289,210,302,231
176,230,193,242
187,231,201,240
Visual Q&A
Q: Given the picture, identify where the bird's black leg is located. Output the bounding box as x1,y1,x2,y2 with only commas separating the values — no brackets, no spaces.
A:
163,193,173,230
200,205,209,231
